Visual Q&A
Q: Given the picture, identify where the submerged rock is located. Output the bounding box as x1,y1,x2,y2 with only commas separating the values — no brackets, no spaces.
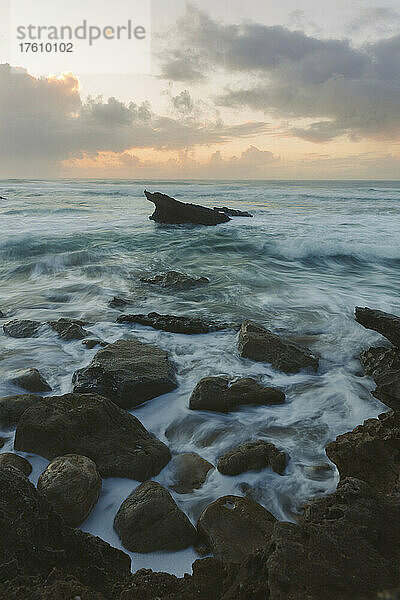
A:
213,206,253,217
217,440,288,476
144,190,231,226
0,393,42,426
72,338,177,408
14,393,171,480
10,368,51,393
189,376,285,412
108,296,129,309
356,307,400,347
114,481,197,552
197,495,276,563
167,453,214,494
360,346,400,410
3,319,42,338
47,318,89,340
117,312,234,335
140,270,210,288
326,410,400,494
238,320,319,373
0,452,32,476
37,454,102,527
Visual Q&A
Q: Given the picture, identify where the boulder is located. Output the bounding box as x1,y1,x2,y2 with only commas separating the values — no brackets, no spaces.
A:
189,376,285,412
72,339,177,408
14,393,171,480
0,452,32,476
167,453,214,493
114,481,197,552
197,495,276,563
117,312,234,335
356,307,400,347
213,207,253,217
238,320,319,373
3,319,42,338
37,454,102,527
140,271,209,288
326,410,400,494
82,338,108,349
10,368,51,393
144,190,231,226
217,441,288,476
0,394,42,426
47,318,89,340
360,346,400,410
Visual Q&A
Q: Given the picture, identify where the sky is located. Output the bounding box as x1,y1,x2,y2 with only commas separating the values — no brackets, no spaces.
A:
1,0,400,179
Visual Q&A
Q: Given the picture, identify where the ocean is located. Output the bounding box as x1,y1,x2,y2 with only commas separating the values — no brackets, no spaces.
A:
0,179,399,575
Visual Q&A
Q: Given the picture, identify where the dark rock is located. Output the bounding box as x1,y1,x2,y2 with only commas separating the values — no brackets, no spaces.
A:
0,310,5,318
0,466,131,598
167,453,214,493
0,438,5,448
10,368,52,393
3,319,41,338
114,481,197,552
238,320,319,373
213,206,253,217
108,296,129,309
82,339,108,349
360,346,400,410
0,452,32,476
144,190,231,226
47,318,89,340
217,440,288,476
356,307,400,347
37,454,102,527
189,376,285,412
197,495,276,563
326,410,400,494
117,312,234,335
72,338,177,409
0,394,42,426
14,393,171,480
140,271,210,288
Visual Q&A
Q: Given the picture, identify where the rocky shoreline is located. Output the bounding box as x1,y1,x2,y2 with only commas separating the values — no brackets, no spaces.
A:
1,257,400,598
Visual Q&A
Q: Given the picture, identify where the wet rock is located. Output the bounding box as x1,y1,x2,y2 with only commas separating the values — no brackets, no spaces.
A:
189,376,285,412
108,296,129,309
168,453,214,493
356,307,400,347
326,410,400,494
360,346,400,410
72,338,177,408
117,312,234,335
0,309,5,318
3,319,42,338
114,481,197,552
0,438,5,448
10,368,52,393
0,466,131,598
0,394,42,426
14,393,171,480
213,206,253,217
37,454,102,527
82,338,108,349
140,271,210,288
47,318,89,340
145,190,231,226
238,320,319,373
197,495,276,563
217,440,288,476
0,452,32,476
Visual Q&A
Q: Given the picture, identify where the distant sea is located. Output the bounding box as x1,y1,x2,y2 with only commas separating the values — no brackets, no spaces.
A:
0,179,399,575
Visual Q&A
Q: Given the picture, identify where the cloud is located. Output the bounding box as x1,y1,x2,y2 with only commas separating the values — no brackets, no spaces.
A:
159,5,400,142
0,64,268,175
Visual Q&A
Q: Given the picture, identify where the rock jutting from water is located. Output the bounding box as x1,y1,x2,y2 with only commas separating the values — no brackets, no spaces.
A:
108,296,130,309
217,440,288,476
3,319,42,338
82,338,108,349
144,190,231,226
72,338,177,408
114,481,197,553
167,453,214,494
213,206,253,217
10,368,52,393
189,376,285,412
360,346,400,410
355,306,400,347
0,393,42,426
140,270,210,288
238,320,319,373
117,312,235,335
47,318,90,340
14,393,171,480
